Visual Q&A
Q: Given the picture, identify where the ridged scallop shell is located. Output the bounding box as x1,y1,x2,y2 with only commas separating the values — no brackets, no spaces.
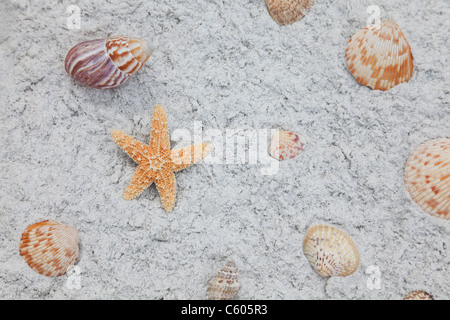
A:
206,261,240,300
265,0,314,25
403,290,434,300
269,130,306,160
404,138,449,220
65,36,154,89
19,220,79,277
303,225,360,277
346,20,413,91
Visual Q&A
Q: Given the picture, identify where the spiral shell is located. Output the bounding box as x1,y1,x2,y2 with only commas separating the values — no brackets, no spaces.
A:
269,130,306,160
206,261,240,300
19,220,79,277
404,138,449,220
65,36,154,89
265,0,314,25
303,225,360,277
403,290,434,300
346,20,413,91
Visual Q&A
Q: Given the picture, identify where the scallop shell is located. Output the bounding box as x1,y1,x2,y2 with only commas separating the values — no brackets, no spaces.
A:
404,138,449,220
19,220,79,277
269,130,306,160
65,36,154,89
265,0,314,25
206,261,240,300
303,225,360,277
403,290,434,300
345,20,413,91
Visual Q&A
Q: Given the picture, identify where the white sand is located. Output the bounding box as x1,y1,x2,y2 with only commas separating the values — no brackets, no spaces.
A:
0,0,449,299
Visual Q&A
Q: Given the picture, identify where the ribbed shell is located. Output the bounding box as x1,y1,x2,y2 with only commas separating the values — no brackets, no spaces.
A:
404,138,449,220
65,36,152,89
19,220,79,277
303,225,360,277
346,20,413,91
206,261,240,300
403,290,434,300
269,130,306,160
265,0,314,25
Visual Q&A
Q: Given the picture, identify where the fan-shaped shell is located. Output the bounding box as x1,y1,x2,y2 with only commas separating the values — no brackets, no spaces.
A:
206,261,240,300
65,36,154,89
269,130,306,160
404,138,449,220
346,20,413,91
403,290,434,300
265,0,314,25
303,225,360,277
19,220,79,277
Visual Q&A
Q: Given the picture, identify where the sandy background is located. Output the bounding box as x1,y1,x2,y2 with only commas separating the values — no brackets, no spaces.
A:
0,0,449,299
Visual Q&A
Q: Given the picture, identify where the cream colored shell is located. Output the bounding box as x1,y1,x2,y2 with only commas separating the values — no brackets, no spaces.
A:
303,225,360,277
269,130,306,161
404,138,449,220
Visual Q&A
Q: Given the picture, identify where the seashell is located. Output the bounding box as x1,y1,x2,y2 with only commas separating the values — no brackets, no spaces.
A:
265,0,314,25
404,138,449,220
345,20,413,91
206,261,240,300
269,130,306,161
303,224,360,277
65,36,154,89
403,290,434,300
19,220,79,277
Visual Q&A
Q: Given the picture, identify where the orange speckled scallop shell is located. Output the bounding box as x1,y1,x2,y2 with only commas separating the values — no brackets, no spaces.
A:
206,261,240,300
346,20,413,91
265,0,314,25
19,220,79,277
404,138,450,220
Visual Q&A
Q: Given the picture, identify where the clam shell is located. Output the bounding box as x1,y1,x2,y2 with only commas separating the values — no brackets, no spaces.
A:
303,225,360,277
265,0,314,25
206,261,240,300
65,36,154,89
346,20,413,91
19,220,79,277
404,138,449,220
403,290,434,300
269,130,306,160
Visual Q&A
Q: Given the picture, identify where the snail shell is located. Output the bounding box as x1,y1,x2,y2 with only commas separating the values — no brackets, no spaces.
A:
65,36,154,89
206,261,240,300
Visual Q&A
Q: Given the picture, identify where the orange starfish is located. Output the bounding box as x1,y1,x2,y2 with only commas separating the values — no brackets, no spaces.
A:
111,105,212,212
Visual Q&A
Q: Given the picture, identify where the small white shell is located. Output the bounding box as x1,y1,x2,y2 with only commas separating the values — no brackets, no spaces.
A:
19,220,79,277
303,224,360,277
269,130,306,161
206,261,240,300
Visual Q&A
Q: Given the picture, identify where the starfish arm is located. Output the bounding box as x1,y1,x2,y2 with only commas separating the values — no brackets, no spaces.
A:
150,105,170,153
123,165,155,200
170,143,212,172
155,171,176,212
111,129,149,164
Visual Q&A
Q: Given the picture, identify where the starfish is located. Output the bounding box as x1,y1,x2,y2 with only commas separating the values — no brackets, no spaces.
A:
111,105,212,212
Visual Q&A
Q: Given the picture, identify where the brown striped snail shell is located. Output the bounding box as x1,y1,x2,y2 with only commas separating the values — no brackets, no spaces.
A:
65,36,155,89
